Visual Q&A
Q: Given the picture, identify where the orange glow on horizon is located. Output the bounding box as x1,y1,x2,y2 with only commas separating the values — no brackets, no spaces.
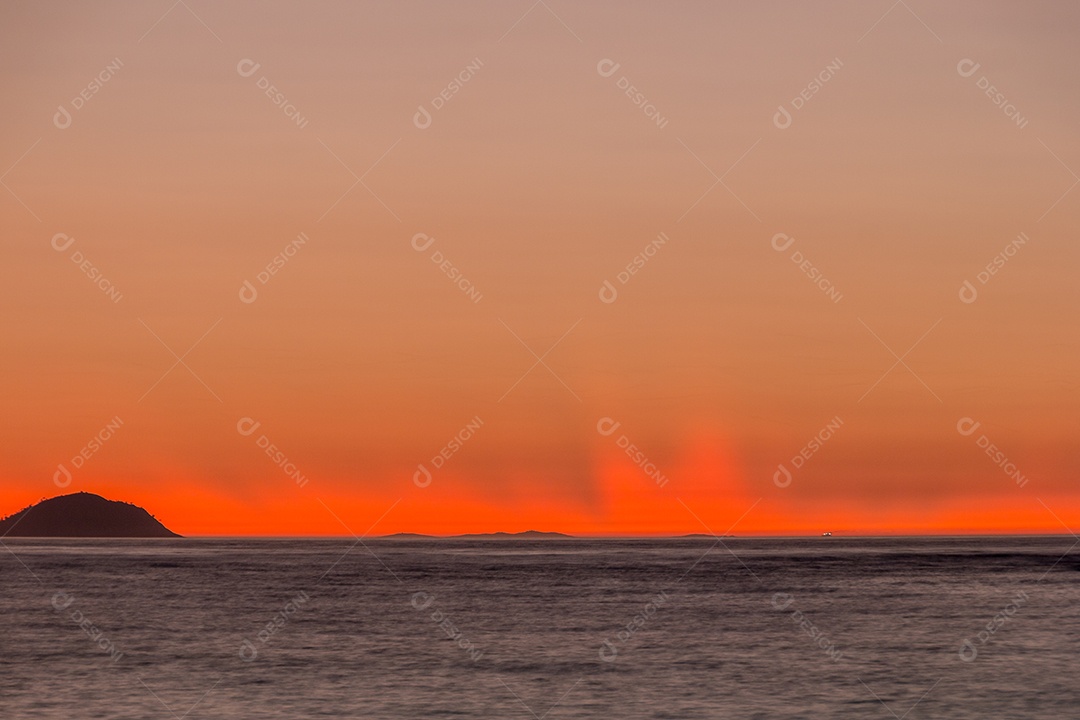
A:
4,473,1077,538
3,2,1078,537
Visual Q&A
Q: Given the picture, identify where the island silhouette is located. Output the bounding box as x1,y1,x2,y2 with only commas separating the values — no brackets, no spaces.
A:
0,492,180,538
384,530,574,540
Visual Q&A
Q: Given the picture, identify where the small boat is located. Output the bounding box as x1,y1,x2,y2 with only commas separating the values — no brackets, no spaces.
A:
821,531,833,537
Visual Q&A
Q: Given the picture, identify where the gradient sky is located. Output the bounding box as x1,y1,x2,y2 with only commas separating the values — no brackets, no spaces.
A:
2,1,1078,535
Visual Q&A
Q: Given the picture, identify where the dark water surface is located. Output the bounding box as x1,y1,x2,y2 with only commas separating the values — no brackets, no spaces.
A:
1,536,1078,718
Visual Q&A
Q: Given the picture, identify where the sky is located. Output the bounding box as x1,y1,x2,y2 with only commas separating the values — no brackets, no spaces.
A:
1,1,1078,536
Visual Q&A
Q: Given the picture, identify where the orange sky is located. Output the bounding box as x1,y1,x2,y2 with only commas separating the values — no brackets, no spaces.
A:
2,1,1078,536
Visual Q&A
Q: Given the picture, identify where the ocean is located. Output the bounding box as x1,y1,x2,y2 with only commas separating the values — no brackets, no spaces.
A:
1,536,1077,718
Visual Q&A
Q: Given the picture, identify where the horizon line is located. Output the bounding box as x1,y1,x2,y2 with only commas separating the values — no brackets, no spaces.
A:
13,531,1076,540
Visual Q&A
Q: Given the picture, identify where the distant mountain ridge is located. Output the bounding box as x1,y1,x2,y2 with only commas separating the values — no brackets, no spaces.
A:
384,530,574,540
0,492,180,538
454,530,573,539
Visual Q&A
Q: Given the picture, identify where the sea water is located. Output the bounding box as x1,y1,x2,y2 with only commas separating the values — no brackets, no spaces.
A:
1,536,1077,718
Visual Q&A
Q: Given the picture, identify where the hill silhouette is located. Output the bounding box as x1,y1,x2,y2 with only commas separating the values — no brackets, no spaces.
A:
0,492,180,538
453,530,573,540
